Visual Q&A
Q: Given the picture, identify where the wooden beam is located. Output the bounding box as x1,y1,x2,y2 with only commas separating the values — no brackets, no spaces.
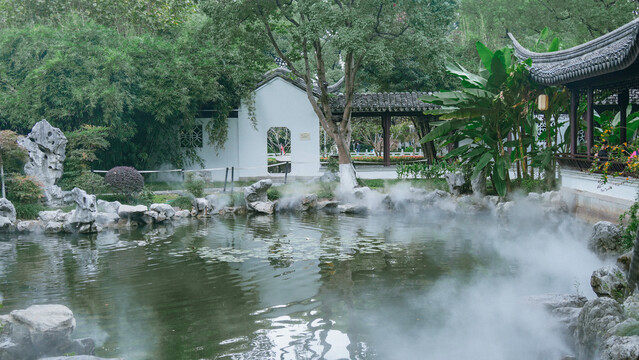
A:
570,88,579,155
586,88,594,158
382,113,391,167
620,89,630,144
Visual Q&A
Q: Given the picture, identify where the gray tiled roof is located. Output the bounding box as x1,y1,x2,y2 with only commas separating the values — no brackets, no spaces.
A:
509,18,639,86
256,67,343,96
330,92,437,114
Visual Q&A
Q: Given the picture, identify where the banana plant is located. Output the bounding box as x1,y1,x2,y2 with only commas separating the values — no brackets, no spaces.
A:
420,42,537,196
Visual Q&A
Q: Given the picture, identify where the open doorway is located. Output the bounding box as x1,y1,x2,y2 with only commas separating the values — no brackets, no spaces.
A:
267,127,291,173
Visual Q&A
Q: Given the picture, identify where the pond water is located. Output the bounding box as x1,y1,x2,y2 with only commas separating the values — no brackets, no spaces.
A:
0,202,605,359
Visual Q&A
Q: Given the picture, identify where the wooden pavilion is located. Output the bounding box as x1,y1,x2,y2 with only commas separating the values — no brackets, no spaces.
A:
509,18,639,161
330,92,438,166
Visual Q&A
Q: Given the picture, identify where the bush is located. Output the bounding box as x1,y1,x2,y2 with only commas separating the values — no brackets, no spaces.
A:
104,166,144,197
13,203,46,220
170,195,194,210
326,157,339,173
267,187,281,201
184,172,205,198
58,171,108,194
136,186,155,206
6,175,44,204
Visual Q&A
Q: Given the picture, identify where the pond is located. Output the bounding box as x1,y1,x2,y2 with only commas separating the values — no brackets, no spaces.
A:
0,203,604,359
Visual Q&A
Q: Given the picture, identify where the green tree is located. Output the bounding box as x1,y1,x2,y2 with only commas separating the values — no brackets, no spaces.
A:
0,130,27,198
203,0,456,188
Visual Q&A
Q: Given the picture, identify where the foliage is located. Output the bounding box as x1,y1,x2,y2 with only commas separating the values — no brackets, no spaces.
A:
619,193,639,251
421,41,555,196
58,172,108,194
104,166,144,197
453,0,638,70
203,0,457,172
267,187,281,201
396,161,449,180
510,177,553,195
0,130,27,173
136,186,156,206
13,203,46,220
6,174,43,204
170,195,193,210
326,157,339,174
184,172,205,198
0,15,269,169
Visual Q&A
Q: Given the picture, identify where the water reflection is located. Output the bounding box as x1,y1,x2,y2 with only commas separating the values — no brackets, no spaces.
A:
0,206,603,359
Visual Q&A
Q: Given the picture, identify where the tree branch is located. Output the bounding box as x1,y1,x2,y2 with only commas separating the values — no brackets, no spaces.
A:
275,0,300,27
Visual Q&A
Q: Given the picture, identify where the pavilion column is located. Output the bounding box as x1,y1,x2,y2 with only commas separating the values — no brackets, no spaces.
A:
586,88,594,158
382,113,391,167
570,88,579,155
620,89,630,144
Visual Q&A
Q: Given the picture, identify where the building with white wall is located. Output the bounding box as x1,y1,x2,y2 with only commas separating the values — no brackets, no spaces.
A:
186,69,323,180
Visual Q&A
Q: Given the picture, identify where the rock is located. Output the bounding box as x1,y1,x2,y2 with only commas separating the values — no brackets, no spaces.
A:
44,221,64,233
575,297,625,359
471,170,486,196
41,356,121,360
297,194,317,211
319,172,338,183
316,200,339,212
193,198,209,217
16,220,42,232
618,251,633,274
423,189,451,204
592,265,628,302
96,200,121,214
600,335,639,360
352,187,372,200
527,294,587,335
590,221,623,256
64,188,98,233
141,211,159,224
117,205,148,221
444,172,465,196
0,216,12,231
541,191,569,213
244,180,276,214
17,120,68,206
174,210,191,218
495,201,515,217
623,293,639,319
39,210,63,222
0,198,16,223
338,204,368,214
150,203,175,219
0,304,95,359
95,212,121,226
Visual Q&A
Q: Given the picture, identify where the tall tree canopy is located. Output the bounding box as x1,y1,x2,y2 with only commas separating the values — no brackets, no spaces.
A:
202,0,456,188
0,14,270,169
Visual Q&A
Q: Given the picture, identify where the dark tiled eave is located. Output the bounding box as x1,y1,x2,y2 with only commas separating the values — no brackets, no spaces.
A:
509,18,639,86
330,92,437,115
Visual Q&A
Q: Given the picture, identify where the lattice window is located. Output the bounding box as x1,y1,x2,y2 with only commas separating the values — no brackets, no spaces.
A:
180,125,203,148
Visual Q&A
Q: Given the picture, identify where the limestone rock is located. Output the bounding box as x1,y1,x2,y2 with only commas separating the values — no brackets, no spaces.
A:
0,198,16,223
17,120,68,205
526,294,587,335
0,304,95,359
193,198,208,217
150,203,175,219
600,335,639,360
16,220,42,232
623,293,639,319
64,188,98,233
174,210,191,218
471,170,486,196
117,205,147,221
44,221,64,233
575,297,625,359
618,251,633,274
244,180,276,214
444,172,465,196
95,212,120,226
592,265,628,302
141,211,159,224
39,210,65,222
0,216,12,231
97,200,121,214
298,194,317,211
338,204,368,214
590,221,623,255
541,191,569,213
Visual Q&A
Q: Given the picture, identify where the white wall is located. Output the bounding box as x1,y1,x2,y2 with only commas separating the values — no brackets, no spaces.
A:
190,76,321,179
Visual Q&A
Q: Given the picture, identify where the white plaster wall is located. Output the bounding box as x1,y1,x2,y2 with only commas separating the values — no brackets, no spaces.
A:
188,77,320,179
191,117,239,181
236,77,320,178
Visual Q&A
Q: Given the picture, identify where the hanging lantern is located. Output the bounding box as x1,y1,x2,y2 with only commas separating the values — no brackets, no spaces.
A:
538,94,549,111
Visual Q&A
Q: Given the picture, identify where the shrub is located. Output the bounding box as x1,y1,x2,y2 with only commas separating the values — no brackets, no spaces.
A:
136,186,155,206
326,157,339,173
6,175,44,204
13,203,46,220
171,195,194,210
267,187,281,201
184,172,205,198
104,166,144,196
58,171,108,193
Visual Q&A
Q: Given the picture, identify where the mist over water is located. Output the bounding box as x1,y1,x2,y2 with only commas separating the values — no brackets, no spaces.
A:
0,193,605,359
